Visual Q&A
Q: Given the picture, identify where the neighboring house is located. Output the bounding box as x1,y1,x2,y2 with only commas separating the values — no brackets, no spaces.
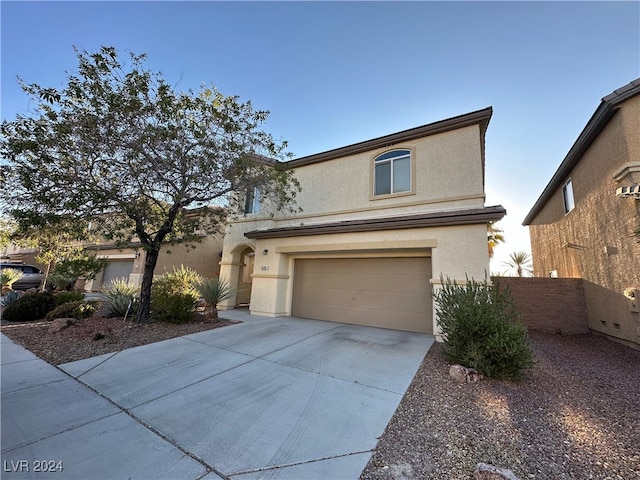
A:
1,236,224,291
0,243,39,268
83,235,224,291
524,79,640,348
219,107,506,336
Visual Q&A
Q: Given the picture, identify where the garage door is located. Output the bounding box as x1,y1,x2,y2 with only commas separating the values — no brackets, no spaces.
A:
101,260,134,287
292,257,432,333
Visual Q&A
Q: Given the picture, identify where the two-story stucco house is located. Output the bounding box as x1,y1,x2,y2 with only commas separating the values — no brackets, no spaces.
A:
218,107,506,336
524,79,640,348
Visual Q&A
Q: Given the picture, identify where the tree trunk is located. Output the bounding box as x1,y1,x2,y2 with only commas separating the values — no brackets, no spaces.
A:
41,260,54,292
136,248,160,323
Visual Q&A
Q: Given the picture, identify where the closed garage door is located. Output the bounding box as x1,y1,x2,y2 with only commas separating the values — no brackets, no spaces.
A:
101,260,134,287
292,257,432,333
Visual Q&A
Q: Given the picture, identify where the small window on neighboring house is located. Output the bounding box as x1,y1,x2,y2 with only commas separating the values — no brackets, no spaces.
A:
373,149,412,196
244,187,261,214
562,178,575,213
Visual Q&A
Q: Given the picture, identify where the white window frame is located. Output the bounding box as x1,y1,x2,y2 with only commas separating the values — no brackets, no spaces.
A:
372,148,414,198
562,178,575,214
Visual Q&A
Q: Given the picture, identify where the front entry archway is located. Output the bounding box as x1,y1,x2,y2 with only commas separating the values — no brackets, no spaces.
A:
236,247,255,306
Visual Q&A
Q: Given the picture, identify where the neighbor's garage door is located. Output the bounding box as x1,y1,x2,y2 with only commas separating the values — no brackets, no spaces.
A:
101,260,134,287
292,257,432,333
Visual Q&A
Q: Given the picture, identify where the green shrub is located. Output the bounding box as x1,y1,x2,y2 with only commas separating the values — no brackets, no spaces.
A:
103,278,139,318
49,255,108,291
154,265,202,297
150,266,201,323
48,270,77,291
151,292,198,324
54,291,85,306
196,277,234,319
2,291,56,322
45,300,96,321
1,268,24,288
433,276,535,381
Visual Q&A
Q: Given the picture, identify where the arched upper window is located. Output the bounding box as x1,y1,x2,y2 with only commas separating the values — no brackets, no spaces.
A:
373,149,411,196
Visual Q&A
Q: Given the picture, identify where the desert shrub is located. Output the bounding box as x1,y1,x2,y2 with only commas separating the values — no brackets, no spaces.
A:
151,266,201,323
45,301,96,321
48,270,77,291
0,268,24,288
49,255,108,291
54,291,85,306
2,291,56,322
155,265,202,297
433,276,535,381
150,292,198,324
196,277,234,319
1,290,22,307
103,278,139,318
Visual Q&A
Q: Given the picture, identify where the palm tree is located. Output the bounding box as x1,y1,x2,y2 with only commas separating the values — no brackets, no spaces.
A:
503,251,533,277
487,221,505,258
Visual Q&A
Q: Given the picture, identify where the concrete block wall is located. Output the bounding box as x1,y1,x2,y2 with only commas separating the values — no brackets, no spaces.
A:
493,277,589,335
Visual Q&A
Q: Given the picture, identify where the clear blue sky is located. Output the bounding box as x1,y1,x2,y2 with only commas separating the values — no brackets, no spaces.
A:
2,1,639,273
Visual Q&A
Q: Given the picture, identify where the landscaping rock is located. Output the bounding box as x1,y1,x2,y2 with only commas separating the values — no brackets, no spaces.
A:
474,463,520,480
449,364,483,383
48,318,76,334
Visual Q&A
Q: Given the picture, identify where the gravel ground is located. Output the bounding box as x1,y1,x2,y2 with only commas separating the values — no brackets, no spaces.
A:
360,332,640,480
2,306,639,479
0,302,237,365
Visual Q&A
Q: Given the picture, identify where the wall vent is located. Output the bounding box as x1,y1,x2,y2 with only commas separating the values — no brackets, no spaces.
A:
615,184,640,199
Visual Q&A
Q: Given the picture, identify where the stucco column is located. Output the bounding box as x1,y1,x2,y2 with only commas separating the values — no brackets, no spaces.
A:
248,251,291,316
429,224,490,342
218,260,241,310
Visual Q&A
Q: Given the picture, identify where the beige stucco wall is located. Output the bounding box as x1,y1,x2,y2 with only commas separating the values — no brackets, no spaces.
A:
219,223,490,336
153,235,224,278
84,234,224,291
529,95,640,346
219,120,492,336
248,124,486,226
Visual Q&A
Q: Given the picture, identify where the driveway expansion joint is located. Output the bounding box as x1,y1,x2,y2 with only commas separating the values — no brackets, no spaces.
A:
229,449,375,476
72,351,121,378
4,314,433,480
1,411,122,455
68,372,225,479
258,355,407,396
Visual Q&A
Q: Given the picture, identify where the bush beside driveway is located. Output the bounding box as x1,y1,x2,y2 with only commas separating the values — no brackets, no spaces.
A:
361,332,640,480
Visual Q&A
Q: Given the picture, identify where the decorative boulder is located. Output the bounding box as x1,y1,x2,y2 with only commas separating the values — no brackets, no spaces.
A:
48,318,76,334
449,364,484,383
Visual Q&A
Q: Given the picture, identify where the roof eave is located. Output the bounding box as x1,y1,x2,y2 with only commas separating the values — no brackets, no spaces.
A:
286,107,493,169
523,79,640,226
245,205,506,239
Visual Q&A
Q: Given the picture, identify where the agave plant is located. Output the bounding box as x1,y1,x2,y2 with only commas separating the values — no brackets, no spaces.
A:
1,289,22,307
196,277,235,319
103,278,139,319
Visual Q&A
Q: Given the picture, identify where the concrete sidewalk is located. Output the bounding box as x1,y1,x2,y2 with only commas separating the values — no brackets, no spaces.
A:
1,311,434,479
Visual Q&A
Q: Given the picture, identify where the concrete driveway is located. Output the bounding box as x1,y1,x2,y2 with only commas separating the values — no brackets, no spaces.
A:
1,310,434,479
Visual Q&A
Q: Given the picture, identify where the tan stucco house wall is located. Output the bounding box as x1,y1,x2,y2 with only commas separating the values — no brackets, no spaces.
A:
84,234,224,290
524,79,640,348
219,108,506,337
